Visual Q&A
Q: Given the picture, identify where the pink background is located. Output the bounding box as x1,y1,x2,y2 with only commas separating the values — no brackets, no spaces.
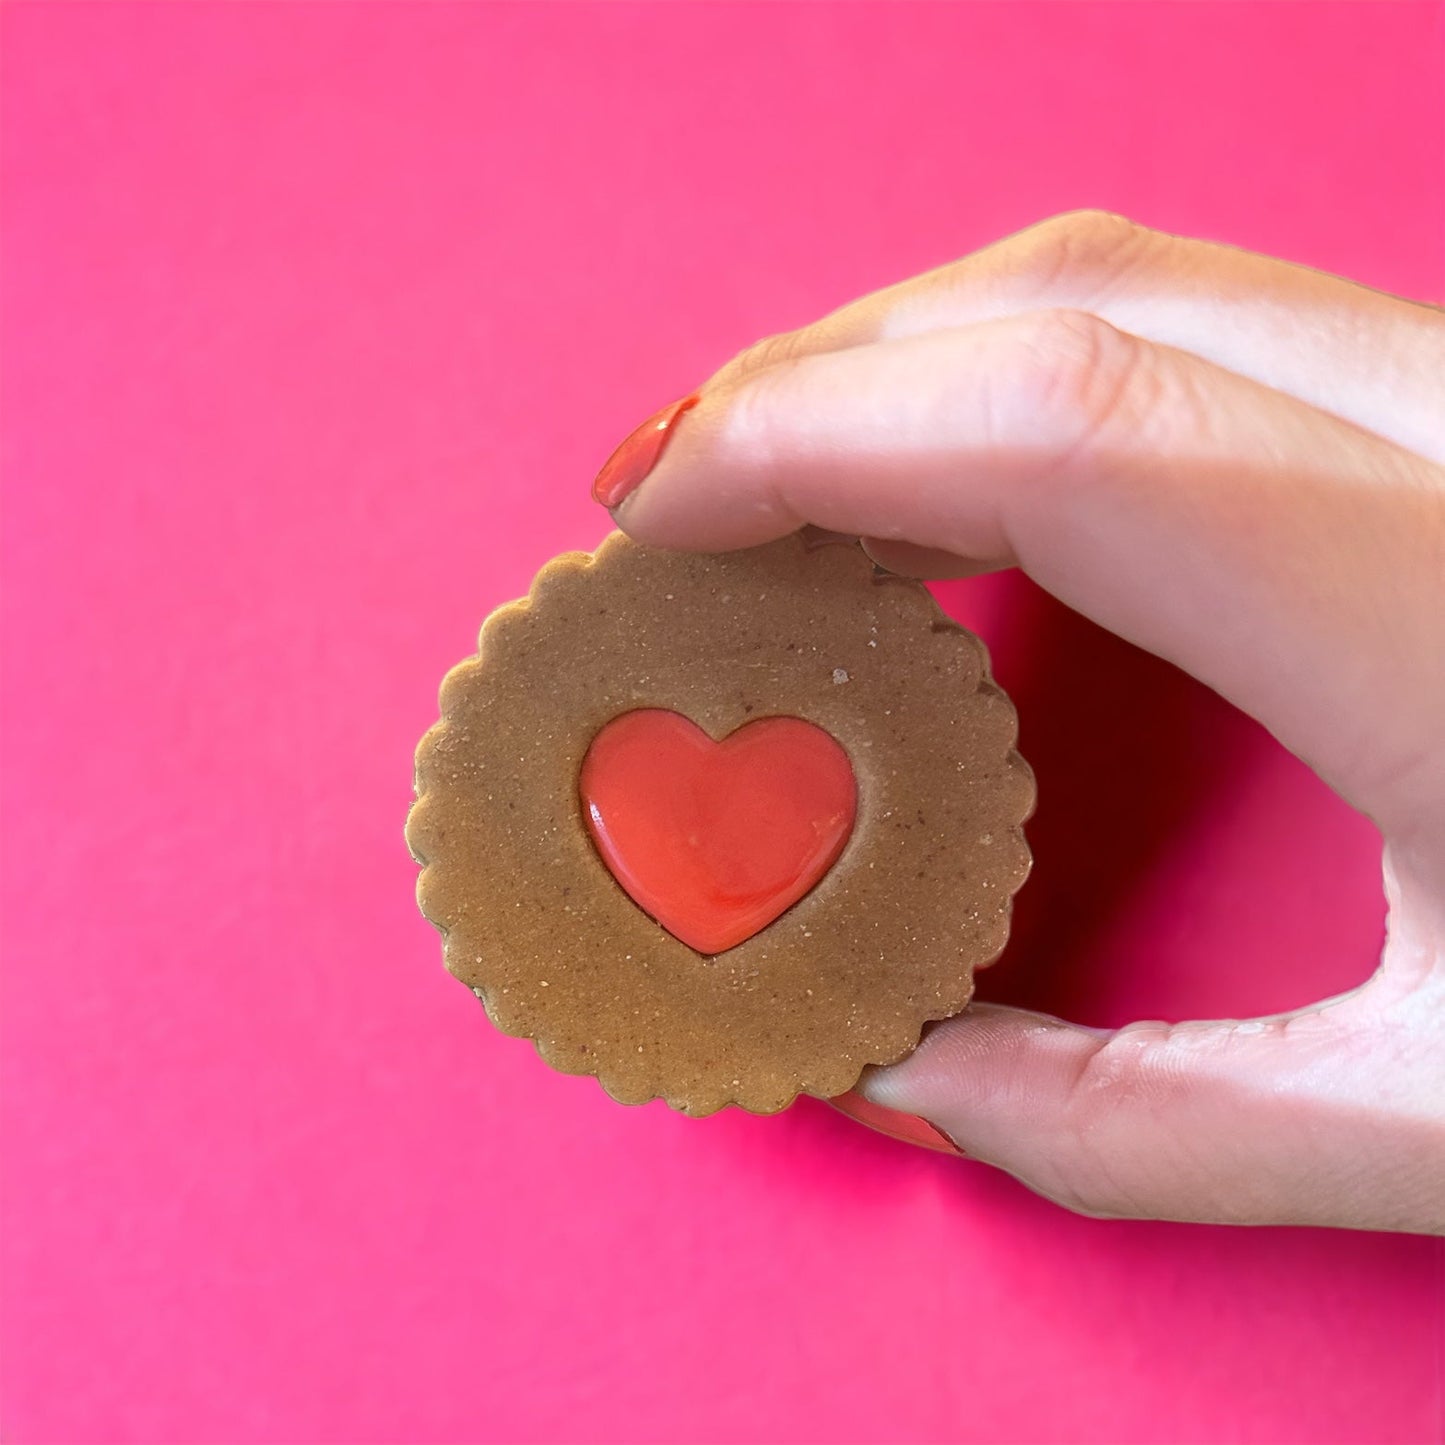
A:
3,3,1443,1442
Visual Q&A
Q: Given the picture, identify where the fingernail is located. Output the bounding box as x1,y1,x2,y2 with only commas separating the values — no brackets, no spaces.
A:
829,1090,967,1156
591,393,701,509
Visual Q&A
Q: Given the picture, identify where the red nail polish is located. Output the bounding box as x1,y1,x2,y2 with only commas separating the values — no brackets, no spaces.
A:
591,394,700,509
829,1090,966,1156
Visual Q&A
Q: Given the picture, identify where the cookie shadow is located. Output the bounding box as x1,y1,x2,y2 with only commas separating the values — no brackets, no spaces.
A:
933,570,1261,1024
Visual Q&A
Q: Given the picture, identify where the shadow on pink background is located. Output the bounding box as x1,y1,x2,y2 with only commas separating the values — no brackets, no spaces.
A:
2,3,1442,1442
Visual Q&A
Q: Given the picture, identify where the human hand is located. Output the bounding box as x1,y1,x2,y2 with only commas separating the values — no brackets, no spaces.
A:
592,211,1445,1233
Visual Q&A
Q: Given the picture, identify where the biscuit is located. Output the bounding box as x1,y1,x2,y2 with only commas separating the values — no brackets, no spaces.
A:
407,531,1034,1116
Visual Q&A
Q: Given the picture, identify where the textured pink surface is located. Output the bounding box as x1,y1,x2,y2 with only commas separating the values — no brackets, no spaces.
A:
2,4,1442,1442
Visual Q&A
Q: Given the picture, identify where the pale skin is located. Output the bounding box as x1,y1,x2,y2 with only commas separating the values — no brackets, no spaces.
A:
603,212,1445,1234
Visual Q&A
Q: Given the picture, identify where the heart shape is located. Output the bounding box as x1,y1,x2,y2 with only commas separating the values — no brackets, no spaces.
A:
580,709,857,954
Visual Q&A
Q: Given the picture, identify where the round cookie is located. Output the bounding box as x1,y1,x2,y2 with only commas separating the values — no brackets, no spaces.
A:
406,531,1034,1116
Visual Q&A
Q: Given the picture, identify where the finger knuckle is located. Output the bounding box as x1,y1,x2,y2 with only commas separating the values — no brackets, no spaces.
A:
716,329,810,391
1063,1022,1201,1143
1018,209,1157,295
1007,308,1154,459
748,329,809,369
1028,1027,1176,1220
1067,1027,1157,1112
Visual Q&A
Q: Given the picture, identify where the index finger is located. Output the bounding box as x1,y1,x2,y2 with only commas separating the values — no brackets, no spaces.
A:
704,210,1445,462
609,309,1445,842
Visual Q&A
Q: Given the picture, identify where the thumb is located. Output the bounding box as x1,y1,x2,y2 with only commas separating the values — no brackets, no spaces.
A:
841,983,1444,1232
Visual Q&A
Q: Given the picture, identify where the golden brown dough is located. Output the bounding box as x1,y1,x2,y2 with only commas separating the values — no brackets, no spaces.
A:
407,532,1034,1115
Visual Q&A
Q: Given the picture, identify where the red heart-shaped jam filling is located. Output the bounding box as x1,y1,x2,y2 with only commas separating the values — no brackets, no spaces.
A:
580,709,856,954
